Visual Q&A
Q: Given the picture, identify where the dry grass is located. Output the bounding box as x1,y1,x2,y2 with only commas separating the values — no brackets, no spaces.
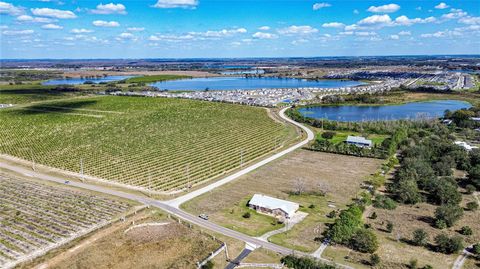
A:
183,150,382,251
38,210,220,269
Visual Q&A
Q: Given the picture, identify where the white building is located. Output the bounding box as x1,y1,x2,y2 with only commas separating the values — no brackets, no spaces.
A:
248,194,299,219
346,135,373,148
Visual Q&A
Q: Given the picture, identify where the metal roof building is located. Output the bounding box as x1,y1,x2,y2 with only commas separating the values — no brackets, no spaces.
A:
346,135,373,148
248,194,299,219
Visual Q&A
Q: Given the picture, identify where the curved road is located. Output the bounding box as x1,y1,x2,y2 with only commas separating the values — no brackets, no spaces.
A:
0,107,353,268
166,107,315,208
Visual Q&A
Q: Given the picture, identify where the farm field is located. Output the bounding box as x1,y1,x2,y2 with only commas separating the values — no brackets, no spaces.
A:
0,84,87,105
125,74,191,83
182,150,382,252
315,129,388,146
0,173,131,269
0,96,295,193
29,209,221,269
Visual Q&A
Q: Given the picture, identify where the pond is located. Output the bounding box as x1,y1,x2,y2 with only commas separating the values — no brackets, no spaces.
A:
298,100,472,122
42,75,133,85
149,77,364,91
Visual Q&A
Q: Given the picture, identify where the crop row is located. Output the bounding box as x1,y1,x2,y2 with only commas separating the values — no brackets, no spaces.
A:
0,96,292,192
0,175,130,267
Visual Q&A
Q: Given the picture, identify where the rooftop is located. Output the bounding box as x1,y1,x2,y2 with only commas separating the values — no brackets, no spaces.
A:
249,194,299,217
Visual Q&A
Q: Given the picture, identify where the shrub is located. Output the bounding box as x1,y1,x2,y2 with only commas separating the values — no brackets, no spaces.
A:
386,221,394,233
412,229,428,247
327,210,337,218
242,212,251,219
328,205,363,244
423,265,433,269
434,234,464,254
349,229,379,253
280,255,336,269
370,212,377,219
321,131,336,140
466,201,478,211
409,259,418,269
459,226,473,236
201,260,214,269
373,195,397,210
435,219,447,229
309,204,315,209
472,243,480,255
370,254,380,266
434,204,464,227
465,184,476,194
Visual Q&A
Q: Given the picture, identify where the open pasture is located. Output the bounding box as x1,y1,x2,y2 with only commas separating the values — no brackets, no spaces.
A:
0,174,130,269
0,96,294,192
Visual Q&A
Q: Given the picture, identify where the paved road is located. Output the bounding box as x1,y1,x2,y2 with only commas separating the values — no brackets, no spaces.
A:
165,106,315,208
225,248,252,269
452,245,474,269
0,107,355,268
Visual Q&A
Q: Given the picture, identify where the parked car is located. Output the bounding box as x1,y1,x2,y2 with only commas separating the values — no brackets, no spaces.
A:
199,214,209,220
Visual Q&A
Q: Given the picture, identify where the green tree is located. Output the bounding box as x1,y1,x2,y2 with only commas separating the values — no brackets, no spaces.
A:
434,234,464,254
412,229,428,247
349,229,379,253
321,131,336,140
434,204,464,227
459,226,472,236
468,165,480,188
395,179,422,204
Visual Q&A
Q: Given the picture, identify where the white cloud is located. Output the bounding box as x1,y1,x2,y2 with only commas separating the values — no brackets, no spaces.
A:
31,8,76,19
91,3,126,14
278,25,318,35
322,22,345,28
2,29,34,35
71,28,93,33
127,27,145,31
0,1,24,15
355,31,377,36
353,9,359,14
421,29,462,38
367,3,400,13
344,24,357,31
357,14,392,26
390,34,399,40
312,2,331,10
398,30,411,35
442,9,467,20
394,15,436,26
16,15,55,23
153,0,198,9
41,23,62,29
291,39,308,45
92,20,120,27
190,28,247,38
458,16,480,25
148,35,161,41
0,25,8,29
416,6,422,11
258,26,270,31
434,2,449,9
252,32,278,39
118,32,134,39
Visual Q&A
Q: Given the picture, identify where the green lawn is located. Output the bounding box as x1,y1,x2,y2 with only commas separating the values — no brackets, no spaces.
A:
216,197,285,237
125,74,191,83
0,96,293,193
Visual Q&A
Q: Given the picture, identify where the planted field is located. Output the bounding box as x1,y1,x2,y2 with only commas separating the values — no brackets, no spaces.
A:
0,96,293,192
0,174,130,269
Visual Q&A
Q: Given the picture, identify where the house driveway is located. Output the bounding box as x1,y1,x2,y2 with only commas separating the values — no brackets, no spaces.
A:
256,211,308,241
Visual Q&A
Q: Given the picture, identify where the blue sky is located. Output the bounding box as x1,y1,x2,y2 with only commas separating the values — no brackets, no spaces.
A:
1,0,479,58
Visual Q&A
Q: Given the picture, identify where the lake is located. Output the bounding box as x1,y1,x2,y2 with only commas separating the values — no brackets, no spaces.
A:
298,100,472,122
42,75,133,85
149,77,364,91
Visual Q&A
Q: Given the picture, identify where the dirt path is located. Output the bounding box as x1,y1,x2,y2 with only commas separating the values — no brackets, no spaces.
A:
33,213,147,269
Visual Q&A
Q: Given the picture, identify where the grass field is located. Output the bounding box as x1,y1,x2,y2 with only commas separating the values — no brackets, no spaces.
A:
28,209,221,269
0,84,86,104
125,74,191,83
0,96,295,193
182,150,382,251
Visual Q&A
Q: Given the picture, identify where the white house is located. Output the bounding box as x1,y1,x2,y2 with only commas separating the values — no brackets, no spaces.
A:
346,135,373,148
248,194,299,219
